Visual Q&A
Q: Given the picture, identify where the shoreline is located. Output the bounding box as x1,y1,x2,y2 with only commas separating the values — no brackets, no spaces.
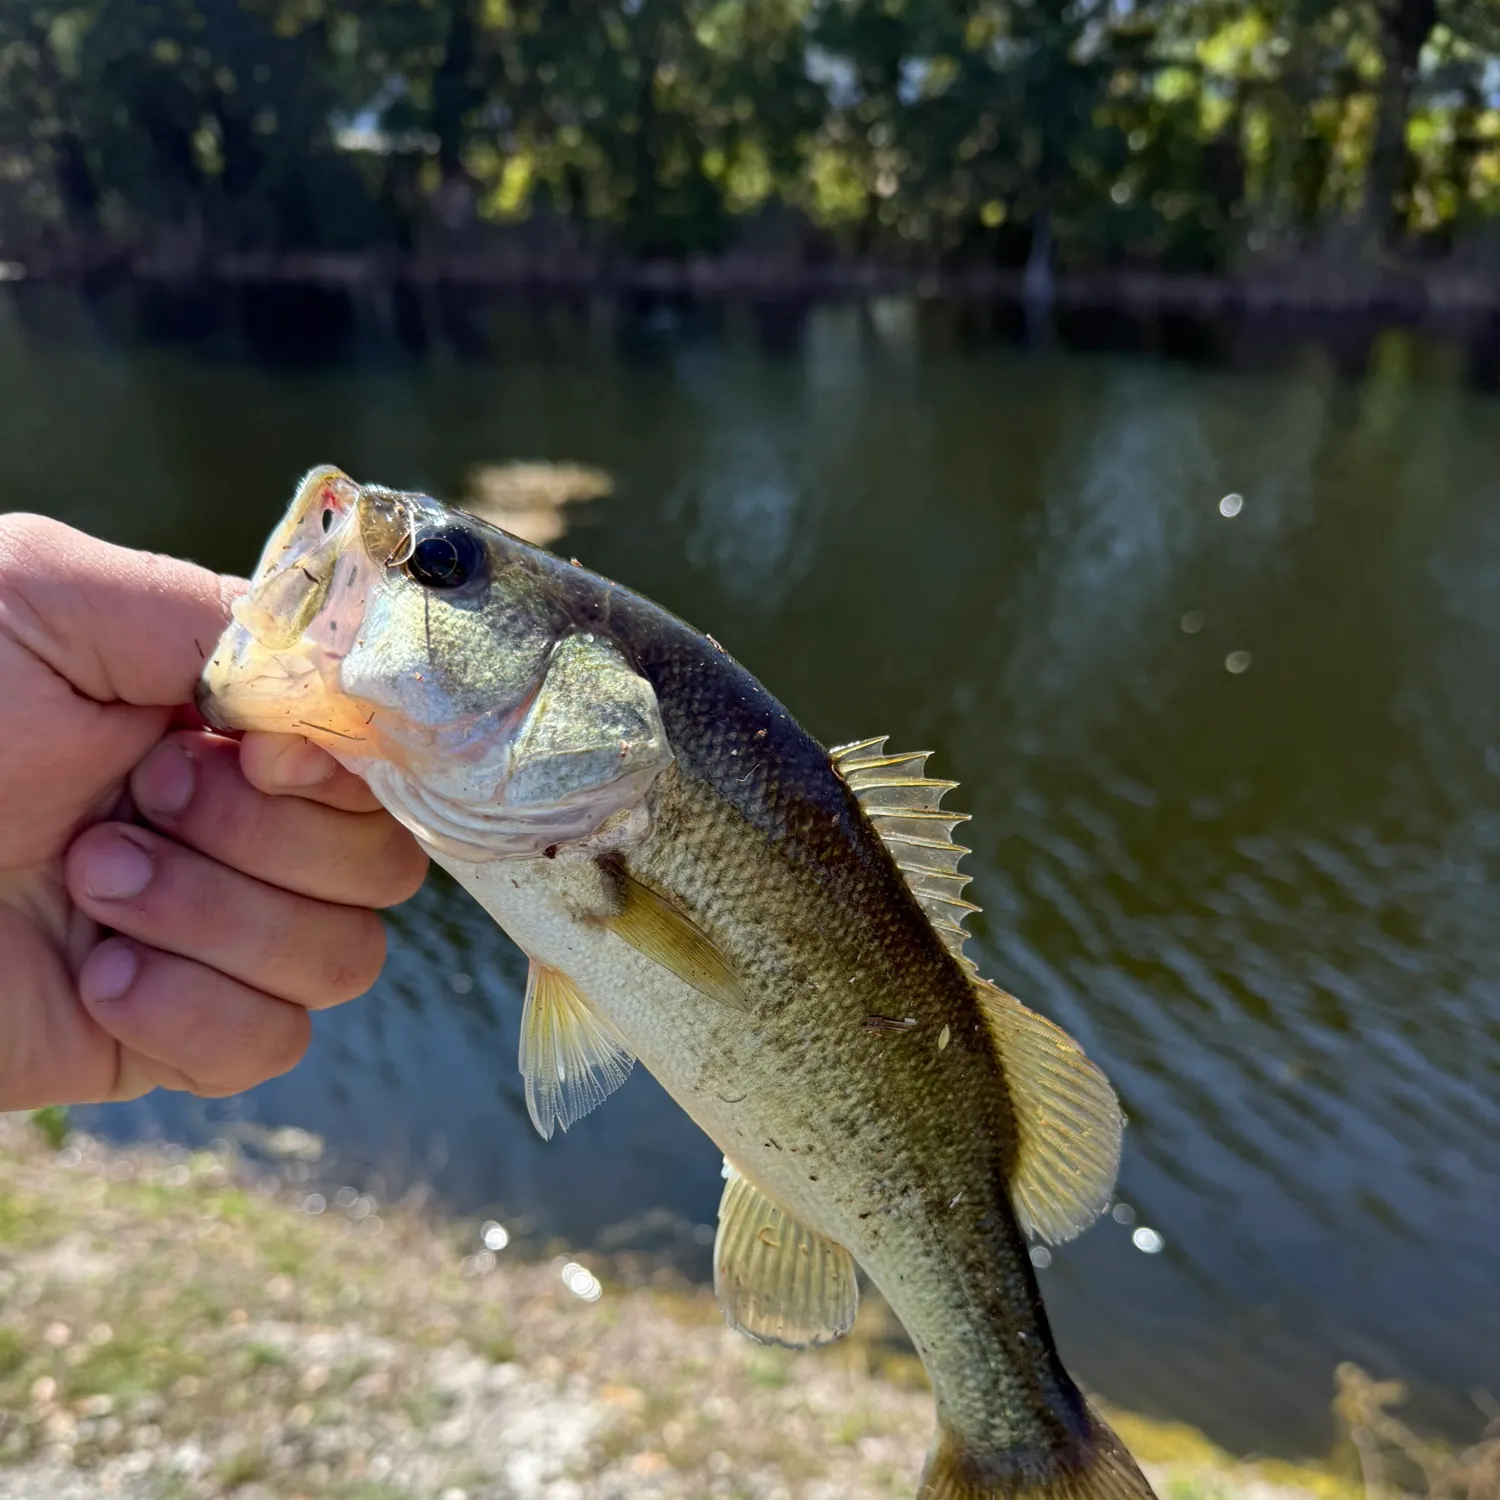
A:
7,253,1500,320
0,1113,1378,1500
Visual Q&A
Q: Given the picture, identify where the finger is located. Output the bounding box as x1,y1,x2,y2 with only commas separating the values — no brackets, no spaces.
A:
238,730,385,814
78,938,310,1098
0,513,245,707
0,908,118,1110
65,825,388,1010
131,731,427,909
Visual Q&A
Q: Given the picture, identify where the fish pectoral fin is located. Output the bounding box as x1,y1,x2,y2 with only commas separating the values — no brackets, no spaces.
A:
602,865,747,1011
713,1161,858,1349
974,979,1122,1245
519,960,635,1140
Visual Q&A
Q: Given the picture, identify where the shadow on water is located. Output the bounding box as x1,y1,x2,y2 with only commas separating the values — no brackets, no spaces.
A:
4,280,1500,1459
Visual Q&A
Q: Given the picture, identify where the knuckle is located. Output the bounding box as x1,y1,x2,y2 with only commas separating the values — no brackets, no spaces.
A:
261,1006,312,1080
0,513,69,575
147,980,228,1077
315,912,386,1005
191,994,309,1093
373,827,429,907
0,516,73,652
199,767,271,861
168,849,228,937
187,1076,241,1100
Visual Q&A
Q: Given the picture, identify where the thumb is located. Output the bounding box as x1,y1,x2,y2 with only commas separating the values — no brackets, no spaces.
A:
0,514,243,708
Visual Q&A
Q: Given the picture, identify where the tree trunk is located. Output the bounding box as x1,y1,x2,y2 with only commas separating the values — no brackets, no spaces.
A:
25,16,99,254
432,0,479,229
1364,0,1436,248
627,8,666,252
1023,206,1054,305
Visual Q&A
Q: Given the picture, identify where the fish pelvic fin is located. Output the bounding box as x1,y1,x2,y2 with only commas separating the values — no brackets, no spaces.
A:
975,979,1122,1245
920,1406,1157,1500
519,960,635,1140
713,1160,859,1348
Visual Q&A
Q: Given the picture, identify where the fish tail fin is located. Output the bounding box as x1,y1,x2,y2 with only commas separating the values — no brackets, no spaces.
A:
919,1406,1157,1500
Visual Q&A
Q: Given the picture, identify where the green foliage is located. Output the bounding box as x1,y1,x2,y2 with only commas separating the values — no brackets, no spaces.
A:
0,0,1497,272
28,1106,69,1151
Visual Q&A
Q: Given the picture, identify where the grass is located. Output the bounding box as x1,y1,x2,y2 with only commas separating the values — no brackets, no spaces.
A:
216,1446,270,1488
0,1111,1491,1500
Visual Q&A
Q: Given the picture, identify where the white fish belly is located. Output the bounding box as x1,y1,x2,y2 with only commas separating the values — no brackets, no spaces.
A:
431,846,879,1241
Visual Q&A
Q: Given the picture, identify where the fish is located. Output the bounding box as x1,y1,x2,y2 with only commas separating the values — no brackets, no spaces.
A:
198,466,1156,1500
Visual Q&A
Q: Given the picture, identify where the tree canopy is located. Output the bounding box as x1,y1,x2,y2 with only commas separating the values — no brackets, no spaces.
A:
1,0,1497,277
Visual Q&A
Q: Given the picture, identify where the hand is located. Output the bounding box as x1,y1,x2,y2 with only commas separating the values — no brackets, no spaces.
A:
0,514,429,1108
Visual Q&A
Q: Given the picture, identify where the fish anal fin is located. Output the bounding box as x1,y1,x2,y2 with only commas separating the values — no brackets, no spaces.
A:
519,961,635,1140
830,737,979,971
601,864,747,1010
920,1406,1157,1500
974,979,1122,1245
714,1162,858,1349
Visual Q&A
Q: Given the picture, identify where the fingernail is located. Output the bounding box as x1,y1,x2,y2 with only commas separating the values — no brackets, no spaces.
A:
270,739,336,790
80,941,138,1004
133,740,195,816
82,834,154,901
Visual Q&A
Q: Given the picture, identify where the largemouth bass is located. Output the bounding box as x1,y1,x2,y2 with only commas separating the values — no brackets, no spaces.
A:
199,467,1156,1500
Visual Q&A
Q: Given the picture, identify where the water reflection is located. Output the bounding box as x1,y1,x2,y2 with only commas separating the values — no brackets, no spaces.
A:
3,285,1497,1458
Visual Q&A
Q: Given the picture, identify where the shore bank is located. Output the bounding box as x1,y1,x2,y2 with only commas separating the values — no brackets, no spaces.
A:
0,1114,1445,1500
7,252,1500,320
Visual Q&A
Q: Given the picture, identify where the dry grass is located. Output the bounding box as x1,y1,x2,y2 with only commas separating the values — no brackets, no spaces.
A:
1324,1364,1500,1500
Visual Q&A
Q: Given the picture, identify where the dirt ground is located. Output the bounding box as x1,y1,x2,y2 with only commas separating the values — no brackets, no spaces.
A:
0,1115,1387,1500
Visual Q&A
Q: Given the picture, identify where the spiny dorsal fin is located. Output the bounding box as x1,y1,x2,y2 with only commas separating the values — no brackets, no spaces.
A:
831,737,980,976
974,979,1122,1244
714,1161,859,1348
832,738,1122,1245
519,960,635,1140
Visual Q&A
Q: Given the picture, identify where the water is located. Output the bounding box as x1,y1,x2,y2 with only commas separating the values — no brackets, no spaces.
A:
3,283,1499,1458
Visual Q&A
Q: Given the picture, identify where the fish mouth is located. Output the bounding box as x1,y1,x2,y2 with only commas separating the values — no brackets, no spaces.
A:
194,673,234,733
196,465,397,753
197,619,374,746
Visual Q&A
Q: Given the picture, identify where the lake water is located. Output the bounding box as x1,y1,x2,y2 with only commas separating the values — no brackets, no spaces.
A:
4,282,1499,1460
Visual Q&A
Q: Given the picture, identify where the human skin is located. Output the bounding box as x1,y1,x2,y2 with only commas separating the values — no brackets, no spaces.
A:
0,513,430,1109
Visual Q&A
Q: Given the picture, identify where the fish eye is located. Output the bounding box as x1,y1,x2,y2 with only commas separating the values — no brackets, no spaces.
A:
405,527,485,590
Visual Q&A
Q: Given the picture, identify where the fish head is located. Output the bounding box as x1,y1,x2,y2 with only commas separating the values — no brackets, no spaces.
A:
198,466,672,861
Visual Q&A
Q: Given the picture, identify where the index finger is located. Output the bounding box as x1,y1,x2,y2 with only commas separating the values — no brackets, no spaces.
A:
0,513,243,708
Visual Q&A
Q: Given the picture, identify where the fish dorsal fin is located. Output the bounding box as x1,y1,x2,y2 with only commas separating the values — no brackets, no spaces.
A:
831,737,980,976
974,979,1122,1244
832,737,1121,1242
714,1161,859,1348
519,960,635,1140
